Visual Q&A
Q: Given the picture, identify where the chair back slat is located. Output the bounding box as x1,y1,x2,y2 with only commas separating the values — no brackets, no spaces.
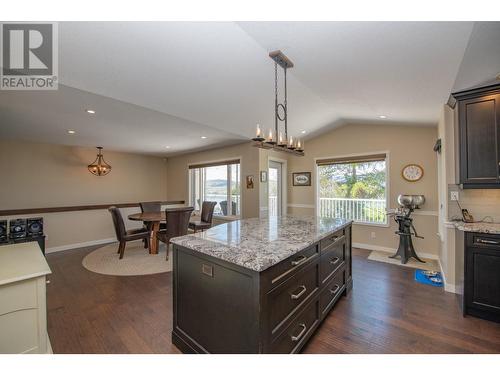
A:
140,201,161,213
200,201,217,223
108,206,126,241
166,207,194,240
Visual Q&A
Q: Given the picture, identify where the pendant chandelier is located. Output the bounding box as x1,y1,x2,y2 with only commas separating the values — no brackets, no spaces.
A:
88,147,112,176
252,50,304,156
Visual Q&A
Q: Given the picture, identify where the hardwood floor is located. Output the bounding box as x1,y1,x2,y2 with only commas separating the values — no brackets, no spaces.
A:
45,246,500,354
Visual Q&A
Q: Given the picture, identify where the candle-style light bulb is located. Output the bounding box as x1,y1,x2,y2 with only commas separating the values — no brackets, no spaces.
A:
288,136,294,148
267,129,275,144
297,139,302,150
279,131,283,145
256,124,261,137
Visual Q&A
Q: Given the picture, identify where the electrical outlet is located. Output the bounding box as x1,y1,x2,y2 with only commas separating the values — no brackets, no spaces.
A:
450,191,459,201
371,232,376,239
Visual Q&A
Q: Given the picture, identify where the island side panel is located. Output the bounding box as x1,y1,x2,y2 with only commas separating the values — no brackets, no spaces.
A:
172,244,261,353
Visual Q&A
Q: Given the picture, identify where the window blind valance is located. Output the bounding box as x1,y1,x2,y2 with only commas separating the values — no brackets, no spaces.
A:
188,159,240,170
316,153,386,166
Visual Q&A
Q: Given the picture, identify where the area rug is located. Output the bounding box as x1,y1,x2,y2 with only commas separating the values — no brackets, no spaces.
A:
82,241,172,276
367,250,440,272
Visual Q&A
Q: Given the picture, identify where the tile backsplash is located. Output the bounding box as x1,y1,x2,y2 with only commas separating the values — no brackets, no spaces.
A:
448,184,500,223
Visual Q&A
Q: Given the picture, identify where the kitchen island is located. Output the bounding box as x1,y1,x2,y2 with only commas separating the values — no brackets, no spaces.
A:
170,215,352,354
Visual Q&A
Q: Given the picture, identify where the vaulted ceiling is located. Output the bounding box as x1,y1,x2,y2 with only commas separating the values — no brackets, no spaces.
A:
1,21,499,156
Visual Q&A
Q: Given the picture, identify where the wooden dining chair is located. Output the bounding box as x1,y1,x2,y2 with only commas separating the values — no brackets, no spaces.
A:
189,201,217,233
109,206,150,259
158,206,194,260
139,201,167,248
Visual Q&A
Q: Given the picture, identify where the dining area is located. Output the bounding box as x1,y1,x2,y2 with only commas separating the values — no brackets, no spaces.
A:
108,201,217,260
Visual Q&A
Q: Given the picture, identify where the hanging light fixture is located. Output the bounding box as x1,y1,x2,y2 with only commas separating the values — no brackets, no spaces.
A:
251,50,304,156
88,147,112,176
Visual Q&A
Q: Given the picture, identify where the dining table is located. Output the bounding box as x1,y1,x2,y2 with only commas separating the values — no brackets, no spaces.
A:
128,212,166,255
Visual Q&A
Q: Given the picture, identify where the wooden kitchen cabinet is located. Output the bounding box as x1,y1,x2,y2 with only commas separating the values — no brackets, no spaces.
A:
464,232,500,323
452,83,500,188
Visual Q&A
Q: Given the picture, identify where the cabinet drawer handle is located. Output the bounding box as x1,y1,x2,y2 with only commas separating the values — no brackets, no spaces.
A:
476,238,500,245
291,255,308,267
290,323,307,342
290,285,307,300
330,257,340,265
329,284,340,295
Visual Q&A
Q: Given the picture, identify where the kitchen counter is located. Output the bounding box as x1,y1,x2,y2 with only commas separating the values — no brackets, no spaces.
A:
171,216,352,353
170,215,352,272
452,221,500,234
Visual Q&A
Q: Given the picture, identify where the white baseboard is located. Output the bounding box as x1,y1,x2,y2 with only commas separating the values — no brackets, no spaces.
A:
45,237,116,254
353,242,438,260
437,258,459,294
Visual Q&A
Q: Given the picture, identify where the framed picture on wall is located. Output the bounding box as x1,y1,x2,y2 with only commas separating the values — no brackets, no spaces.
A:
292,172,311,186
246,175,254,189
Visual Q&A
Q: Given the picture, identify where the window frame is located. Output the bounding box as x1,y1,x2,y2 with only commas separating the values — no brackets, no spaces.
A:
314,151,390,227
188,158,242,219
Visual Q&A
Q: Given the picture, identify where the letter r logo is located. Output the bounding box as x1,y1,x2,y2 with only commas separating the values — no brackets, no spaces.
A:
2,23,53,76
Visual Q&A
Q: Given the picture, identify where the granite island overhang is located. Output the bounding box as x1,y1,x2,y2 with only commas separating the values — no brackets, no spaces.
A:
170,215,353,354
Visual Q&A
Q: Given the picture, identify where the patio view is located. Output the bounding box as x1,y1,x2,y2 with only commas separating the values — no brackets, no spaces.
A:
318,158,387,224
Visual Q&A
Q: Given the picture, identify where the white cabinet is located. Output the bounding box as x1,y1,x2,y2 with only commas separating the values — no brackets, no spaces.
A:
0,242,51,354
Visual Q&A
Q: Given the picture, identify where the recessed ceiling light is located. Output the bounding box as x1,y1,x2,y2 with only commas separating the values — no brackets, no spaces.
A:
165,146,171,149
67,130,76,134
378,115,387,119
85,109,96,114
201,136,207,139
301,130,307,134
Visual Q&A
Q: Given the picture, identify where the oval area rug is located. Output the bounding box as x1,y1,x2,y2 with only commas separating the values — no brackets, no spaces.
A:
82,241,172,276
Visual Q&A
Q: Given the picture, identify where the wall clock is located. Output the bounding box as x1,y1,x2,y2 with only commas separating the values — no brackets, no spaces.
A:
402,164,424,182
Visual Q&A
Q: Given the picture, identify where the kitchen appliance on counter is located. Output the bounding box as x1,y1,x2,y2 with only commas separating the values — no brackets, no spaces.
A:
387,194,426,264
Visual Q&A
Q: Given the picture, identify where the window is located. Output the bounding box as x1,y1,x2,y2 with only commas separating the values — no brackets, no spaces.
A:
189,160,241,217
317,154,387,225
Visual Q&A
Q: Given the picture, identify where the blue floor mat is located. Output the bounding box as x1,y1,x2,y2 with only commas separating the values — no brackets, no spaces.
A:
415,269,443,287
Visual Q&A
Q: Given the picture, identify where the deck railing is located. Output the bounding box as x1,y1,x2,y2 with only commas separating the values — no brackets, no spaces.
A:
319,197,386,224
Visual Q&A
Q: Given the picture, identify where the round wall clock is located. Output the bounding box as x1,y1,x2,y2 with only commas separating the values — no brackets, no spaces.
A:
402,164,424,182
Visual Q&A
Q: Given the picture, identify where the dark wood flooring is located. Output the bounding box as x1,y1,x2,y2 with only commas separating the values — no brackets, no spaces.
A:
45,247,500,354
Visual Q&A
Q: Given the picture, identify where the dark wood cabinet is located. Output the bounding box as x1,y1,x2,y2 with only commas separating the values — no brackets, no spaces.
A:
452,83,500,188
463,232,500,323
172,223,352,354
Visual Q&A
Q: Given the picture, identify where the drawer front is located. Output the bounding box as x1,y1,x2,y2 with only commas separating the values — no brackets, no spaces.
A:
0,278,38,316
320,268,346,318
267,262,319,336
320,229,345,252
467,232,500,250
320,238,345,284
264,244,319,291
270,300,320,354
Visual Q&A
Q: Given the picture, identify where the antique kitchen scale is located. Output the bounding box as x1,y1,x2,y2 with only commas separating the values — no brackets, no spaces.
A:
388,194,426,264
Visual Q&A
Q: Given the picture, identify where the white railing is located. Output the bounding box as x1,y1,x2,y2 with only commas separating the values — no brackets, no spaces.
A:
269,196,278,216
204,194,240,216
319,197,386,224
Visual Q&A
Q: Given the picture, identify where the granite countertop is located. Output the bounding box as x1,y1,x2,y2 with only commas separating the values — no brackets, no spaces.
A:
170,215,352,272
452,221,500,234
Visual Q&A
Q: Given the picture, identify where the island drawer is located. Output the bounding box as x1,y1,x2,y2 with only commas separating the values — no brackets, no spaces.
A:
269,299,320,354
267,262,319,337
320,238,345,284
263,243,320,292
320,229,346,252
319,267,346,318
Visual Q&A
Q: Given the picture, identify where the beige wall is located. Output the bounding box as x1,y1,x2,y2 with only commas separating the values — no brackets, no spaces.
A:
286,123,440,256
166,142,260,219
0,140,168,250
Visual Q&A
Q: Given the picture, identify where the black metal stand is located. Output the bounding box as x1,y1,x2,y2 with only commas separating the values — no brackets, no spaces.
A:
390,211,425,264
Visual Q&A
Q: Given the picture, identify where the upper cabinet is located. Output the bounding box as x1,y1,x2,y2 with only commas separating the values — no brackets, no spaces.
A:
452,83,500,188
